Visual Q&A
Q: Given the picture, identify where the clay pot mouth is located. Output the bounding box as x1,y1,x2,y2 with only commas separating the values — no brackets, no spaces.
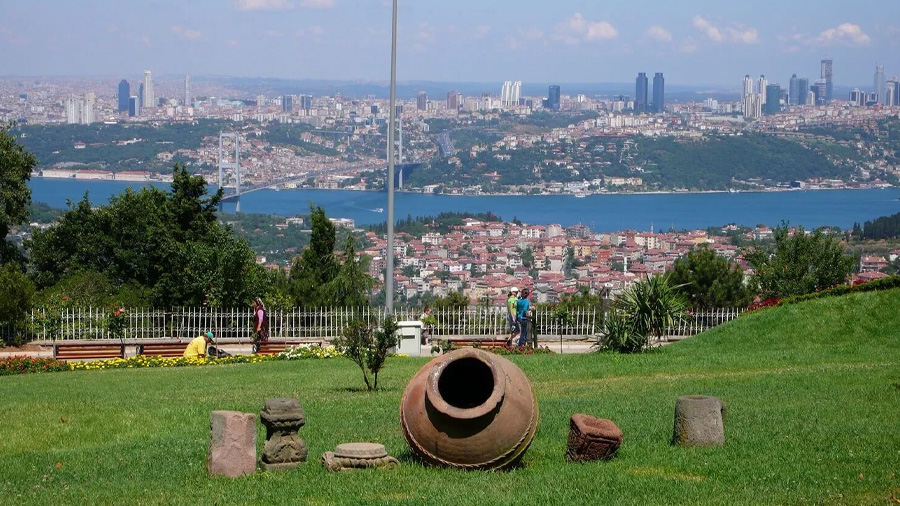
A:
426,349,506,420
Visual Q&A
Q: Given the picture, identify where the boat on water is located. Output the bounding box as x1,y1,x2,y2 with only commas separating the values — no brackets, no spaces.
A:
574,194,587,198
373,207,384,213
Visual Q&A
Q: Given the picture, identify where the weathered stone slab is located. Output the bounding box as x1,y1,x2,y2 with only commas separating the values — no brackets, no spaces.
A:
208,410,256,477
566,414,623,462
672,395,726,447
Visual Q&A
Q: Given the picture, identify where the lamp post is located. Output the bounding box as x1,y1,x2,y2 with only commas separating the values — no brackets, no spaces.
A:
385,0,398,315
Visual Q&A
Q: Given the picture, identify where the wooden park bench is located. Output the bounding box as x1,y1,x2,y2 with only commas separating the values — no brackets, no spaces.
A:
447,338,510,350
54,342,125,361
256,340,325,355
138,342,189,357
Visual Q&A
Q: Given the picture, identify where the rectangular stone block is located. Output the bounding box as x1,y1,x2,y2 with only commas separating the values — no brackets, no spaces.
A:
208,410,257,477
566,414,623,462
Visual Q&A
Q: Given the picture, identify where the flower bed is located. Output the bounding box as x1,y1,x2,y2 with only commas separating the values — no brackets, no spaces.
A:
0,356,70,376
67,344,346,372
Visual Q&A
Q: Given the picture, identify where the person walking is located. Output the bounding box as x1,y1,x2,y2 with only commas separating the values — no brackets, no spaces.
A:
251,297,269,353
516,288,531,347
506,287,520,346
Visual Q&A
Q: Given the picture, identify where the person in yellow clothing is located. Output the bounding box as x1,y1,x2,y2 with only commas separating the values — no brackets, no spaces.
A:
184,332,213,358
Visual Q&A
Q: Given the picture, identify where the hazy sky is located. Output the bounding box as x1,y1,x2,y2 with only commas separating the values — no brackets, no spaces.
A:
1,0,897,87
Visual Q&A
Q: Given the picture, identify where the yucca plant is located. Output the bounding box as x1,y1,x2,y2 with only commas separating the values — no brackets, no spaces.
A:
599,276,688,353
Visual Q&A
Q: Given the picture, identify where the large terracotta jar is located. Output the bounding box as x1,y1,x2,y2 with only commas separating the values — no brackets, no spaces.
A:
400,348,539,470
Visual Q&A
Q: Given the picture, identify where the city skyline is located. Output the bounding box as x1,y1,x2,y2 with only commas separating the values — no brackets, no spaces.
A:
0,0,897,87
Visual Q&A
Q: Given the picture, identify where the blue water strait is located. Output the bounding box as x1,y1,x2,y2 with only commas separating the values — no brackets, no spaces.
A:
29,178,900,232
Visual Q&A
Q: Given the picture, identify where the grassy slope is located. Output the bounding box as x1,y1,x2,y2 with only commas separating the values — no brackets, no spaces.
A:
1,290,898,505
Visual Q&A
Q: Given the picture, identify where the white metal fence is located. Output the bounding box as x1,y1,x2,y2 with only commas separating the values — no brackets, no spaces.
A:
1,306,744,343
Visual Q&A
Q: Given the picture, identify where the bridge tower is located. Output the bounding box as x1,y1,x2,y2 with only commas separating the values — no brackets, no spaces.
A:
218,132,241,212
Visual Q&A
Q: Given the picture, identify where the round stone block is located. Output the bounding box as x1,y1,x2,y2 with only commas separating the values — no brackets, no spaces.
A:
334,442,388,459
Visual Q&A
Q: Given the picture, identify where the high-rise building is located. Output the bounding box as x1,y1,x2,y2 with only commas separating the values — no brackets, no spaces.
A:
129,96,139,117
764,84,781,115
820,59,833,103
874,64,886,105
138,83,144,109
282,95,293,113
447,90,460,111
757,75,767,106
184,74,191,107
635,73,648,113
797,78,809,105
299,94,312,111
66,94,94,124
500,81,522,107
788,74,801,106
117,79,130,113
547,85,560,111
652,72,665,113
741,75,756,117
888,78,900,107
256,95,266,107
812,78,827,105
849,88,864,106
142,70,154,114
416,91,427,111
807,90,816,107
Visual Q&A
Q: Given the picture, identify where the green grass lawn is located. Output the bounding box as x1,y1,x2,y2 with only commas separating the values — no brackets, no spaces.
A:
2,290,899,505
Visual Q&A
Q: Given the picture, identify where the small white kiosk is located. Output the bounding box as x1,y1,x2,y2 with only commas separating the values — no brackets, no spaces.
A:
395,321,423,357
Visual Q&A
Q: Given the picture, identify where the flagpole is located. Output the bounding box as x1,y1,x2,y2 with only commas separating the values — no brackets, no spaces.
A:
385,0,398,315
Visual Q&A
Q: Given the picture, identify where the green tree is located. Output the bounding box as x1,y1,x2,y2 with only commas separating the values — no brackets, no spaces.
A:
747,225,854,299
29,165,261,307
322,236,374,307
333,317,400,391
289,206,338,307
0,124,37,266
0,263,36,345
667,246,751,308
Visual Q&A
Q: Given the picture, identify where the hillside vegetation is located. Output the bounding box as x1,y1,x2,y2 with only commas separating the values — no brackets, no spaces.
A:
0,289,898,505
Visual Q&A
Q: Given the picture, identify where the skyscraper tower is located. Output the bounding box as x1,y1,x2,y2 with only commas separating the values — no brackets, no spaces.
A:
874,64,886,105
282,95,293,113
764,84,781,115
512,81,521,105
447,90,460,111
797,77,809,105
757,75,768,105
652,72,665,113
184,74,191,107
117,79,130,113
888,77,900,107
635,73,648,113
789,74,801,106
547,85,560,111
416,91,427,111
142,70,154,113
138,83,144,109
821,59,833,103
500,81,512,106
